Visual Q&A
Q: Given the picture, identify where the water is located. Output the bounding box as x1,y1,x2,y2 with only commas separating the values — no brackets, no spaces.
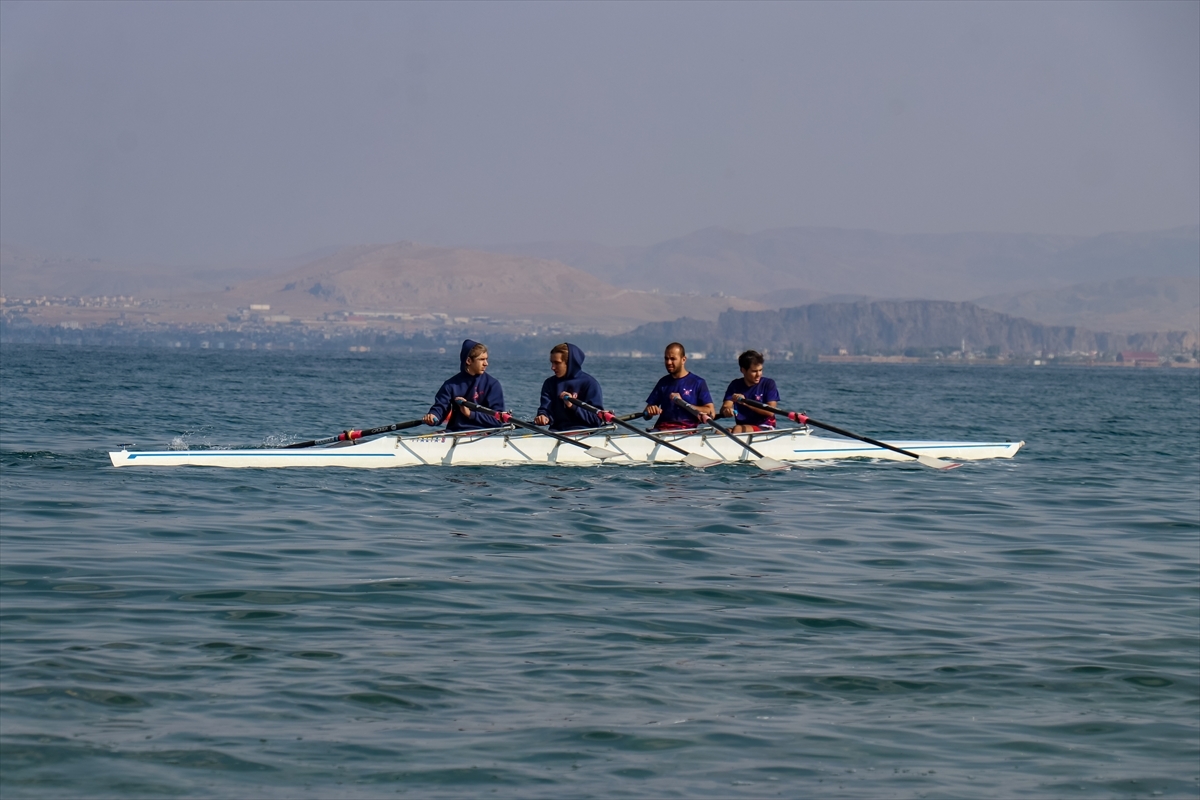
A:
2,345,1197,798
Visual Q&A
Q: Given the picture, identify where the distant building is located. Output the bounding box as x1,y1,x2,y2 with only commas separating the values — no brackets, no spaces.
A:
1118,351,1160,367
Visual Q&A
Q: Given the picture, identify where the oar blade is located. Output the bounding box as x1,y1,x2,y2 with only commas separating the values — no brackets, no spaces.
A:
683,452,722,469
585,446,622,460
917,454,962,470
751,456,790,472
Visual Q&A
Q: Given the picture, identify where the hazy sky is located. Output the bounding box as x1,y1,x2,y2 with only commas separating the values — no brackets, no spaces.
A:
1,0,1197,266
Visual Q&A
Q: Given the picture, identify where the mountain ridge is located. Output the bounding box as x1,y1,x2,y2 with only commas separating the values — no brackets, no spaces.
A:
575,299,1197,358
188,241,768,329
491,225,1199,310
4,224,1196,334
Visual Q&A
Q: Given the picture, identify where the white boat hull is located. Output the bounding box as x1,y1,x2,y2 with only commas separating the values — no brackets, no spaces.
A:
109,427,1024,469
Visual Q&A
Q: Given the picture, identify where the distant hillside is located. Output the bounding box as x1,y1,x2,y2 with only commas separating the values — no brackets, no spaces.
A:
578,300,1197,357
207,242,766,329
974,276,1199,334
491,225,1199,312
0,241,325,299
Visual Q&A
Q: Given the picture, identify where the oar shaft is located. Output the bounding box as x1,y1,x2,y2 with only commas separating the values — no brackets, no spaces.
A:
556,393,648,427
570,398,692,457
285,418,424,449
736,397,925,461
456,399,596,452
672,397,768,459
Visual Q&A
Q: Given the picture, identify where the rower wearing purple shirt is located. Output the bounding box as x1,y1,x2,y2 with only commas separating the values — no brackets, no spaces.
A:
643,342,716,430
720,349,780,433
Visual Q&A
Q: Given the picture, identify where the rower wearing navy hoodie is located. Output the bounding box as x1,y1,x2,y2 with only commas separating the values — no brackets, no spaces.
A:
533,343,604,431
423,339,506,431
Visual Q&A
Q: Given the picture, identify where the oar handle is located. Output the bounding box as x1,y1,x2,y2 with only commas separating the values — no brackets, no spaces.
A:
556,393,647,424
454,398,511,425
565,398,647,426
285,418,424,449
736,397,924,461
670,395,713,422
674,396,768,459
731,396,807,425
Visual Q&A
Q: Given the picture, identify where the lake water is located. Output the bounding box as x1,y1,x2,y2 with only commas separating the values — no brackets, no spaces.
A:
2,345,1197,798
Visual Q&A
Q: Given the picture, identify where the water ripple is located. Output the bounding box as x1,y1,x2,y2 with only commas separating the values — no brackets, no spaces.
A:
2,347,1196,798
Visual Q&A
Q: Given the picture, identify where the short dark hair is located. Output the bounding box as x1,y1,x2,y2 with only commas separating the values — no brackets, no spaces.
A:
738,350,764,370
665,342,686,357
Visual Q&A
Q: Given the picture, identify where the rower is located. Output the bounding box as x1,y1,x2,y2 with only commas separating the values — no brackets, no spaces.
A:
643,342,715,430
720,349,780,434
533,343,605,431
423,339,506,431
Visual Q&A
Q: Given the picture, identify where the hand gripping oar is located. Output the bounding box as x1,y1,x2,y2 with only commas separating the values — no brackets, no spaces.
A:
558,394,648,427
284,418,424,449
455,399,621,460
567,397,721,468
670,396,789,471
735,396,961,470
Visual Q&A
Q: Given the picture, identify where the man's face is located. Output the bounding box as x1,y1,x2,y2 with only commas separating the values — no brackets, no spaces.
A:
741,363,763,386
550,351,568,378
664,347,686,377
466,352,489,376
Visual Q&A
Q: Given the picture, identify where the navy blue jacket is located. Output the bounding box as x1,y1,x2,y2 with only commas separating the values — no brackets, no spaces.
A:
536,343,604,431
427,339,505,431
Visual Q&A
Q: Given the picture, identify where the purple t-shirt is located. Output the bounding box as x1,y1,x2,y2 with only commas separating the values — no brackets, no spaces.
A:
723,377,780,427
645,373,713,428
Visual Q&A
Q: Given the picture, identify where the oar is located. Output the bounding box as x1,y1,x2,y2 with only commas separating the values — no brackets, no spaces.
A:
455,399,621,460
735,396,961,470
558,394,646,427
284,418,424,449
670,397,789,471
568,398,722,468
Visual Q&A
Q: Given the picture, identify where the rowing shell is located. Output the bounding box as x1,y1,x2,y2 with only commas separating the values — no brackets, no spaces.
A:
109,426,1024,468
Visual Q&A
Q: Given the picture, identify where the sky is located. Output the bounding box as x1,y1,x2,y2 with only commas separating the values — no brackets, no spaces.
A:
1,0,1197,267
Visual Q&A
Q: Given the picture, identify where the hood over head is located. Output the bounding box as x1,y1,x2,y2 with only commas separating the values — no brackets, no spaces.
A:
459,339,481,371
564,343,585,379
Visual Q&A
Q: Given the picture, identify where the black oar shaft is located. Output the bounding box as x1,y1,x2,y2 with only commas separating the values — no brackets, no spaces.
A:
570,398,694,457
285,418,424,449
672,397,768,459
736,397,925,461
455,399,597,452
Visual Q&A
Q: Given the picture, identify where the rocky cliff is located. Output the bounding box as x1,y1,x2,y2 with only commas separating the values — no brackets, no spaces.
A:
582,300,1197,357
